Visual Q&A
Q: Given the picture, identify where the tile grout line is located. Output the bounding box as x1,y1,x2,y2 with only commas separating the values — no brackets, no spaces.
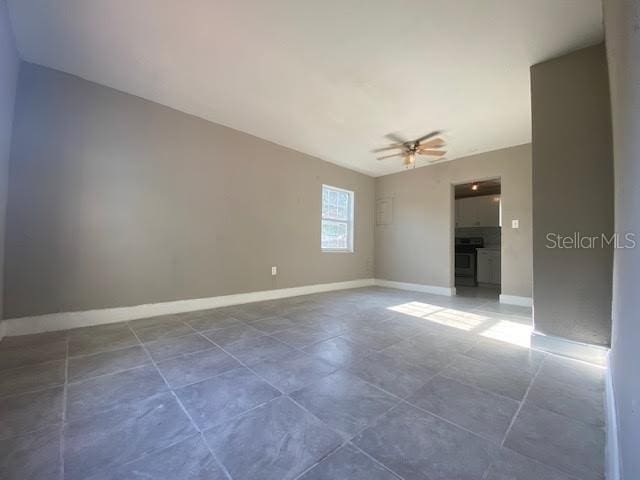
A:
66,362,153,387
500,354,547,447
339,400,413,478
374,336,479,377
125,323,235,480
0,356,66,372
348,442,407,480
103,432,226,477
68,348,289,401
182,321,322,479
266,327,345,350
289,441,344,480
489,366,597,480
436,370,527,404
185,321,363,479
497,444,586,480
65,342,145,361
285,352,458,479
0,378,67,400
0,423,59,444
185,322,293,396
343,349,517,449
399,392,512,447
285,385,407,480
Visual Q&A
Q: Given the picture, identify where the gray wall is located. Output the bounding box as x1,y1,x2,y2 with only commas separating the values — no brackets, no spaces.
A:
0,0,19,320
375,144,532,298
530,44,614,347
604,0,640,478
4,63,375,318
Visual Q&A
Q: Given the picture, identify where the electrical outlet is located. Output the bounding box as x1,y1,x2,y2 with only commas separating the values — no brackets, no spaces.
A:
271,266,277,276
512,219,519,229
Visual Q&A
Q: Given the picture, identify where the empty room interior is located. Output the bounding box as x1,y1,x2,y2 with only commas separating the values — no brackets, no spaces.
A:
0,1,639,480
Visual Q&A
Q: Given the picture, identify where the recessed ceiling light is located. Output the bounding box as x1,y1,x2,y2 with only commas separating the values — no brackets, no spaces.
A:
471,183,479,191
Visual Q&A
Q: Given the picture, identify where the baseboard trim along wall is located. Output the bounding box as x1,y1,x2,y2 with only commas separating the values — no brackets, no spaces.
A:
499,294,533,307
1,278,376,337
373,279,456,297
530,330,609,366
605,352,621,480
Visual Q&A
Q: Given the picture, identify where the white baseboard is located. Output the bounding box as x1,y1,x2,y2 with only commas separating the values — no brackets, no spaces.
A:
499,294,533,307
374,279,455,297
1,278,375,337
530,331,609,366
605,352,621,480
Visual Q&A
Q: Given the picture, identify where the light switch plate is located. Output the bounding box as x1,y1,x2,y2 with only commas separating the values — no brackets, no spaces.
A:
511,219,519,229
271,266,277,276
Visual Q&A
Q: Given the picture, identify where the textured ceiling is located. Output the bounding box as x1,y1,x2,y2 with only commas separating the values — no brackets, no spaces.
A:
7,0,603,176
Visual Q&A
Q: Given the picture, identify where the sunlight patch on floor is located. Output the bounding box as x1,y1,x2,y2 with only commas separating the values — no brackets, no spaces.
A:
388,301,443,318
387,301,533,348
388,302,489,331
480,319,533,348
424,309,490,331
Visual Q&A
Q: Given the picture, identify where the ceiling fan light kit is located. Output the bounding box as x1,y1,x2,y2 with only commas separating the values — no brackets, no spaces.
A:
404,152,416,168
375,130,447,169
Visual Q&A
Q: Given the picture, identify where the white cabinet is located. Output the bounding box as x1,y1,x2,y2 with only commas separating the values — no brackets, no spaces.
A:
476,196,500,227
455,195,500,227
456,197,477,227
477,249,501,285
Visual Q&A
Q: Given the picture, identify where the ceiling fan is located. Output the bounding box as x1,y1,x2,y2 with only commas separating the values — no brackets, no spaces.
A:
374,131,447,168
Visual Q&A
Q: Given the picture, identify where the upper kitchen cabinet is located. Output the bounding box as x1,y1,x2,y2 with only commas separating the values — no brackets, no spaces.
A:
455,195,500,227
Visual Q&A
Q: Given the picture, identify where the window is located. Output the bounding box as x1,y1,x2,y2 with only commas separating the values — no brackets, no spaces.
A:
321,185,354,252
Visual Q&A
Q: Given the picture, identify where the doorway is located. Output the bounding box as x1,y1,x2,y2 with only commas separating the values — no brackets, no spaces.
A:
453,179,501,299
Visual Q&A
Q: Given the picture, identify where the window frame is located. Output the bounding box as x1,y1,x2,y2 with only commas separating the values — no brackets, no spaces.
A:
321,184,355,253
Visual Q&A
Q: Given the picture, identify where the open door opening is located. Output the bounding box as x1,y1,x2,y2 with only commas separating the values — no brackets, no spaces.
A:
453,179,501,300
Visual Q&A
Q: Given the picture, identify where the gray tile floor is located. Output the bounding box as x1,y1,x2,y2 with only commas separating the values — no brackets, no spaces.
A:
0,287,605,480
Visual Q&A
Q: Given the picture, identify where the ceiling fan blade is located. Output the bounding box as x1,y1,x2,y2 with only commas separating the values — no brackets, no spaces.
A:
386,133,409,145
415,130,443,144
417,149,447,157
418,137,445,149
429,157,446,163
377,153,404,161
372,144,404,153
